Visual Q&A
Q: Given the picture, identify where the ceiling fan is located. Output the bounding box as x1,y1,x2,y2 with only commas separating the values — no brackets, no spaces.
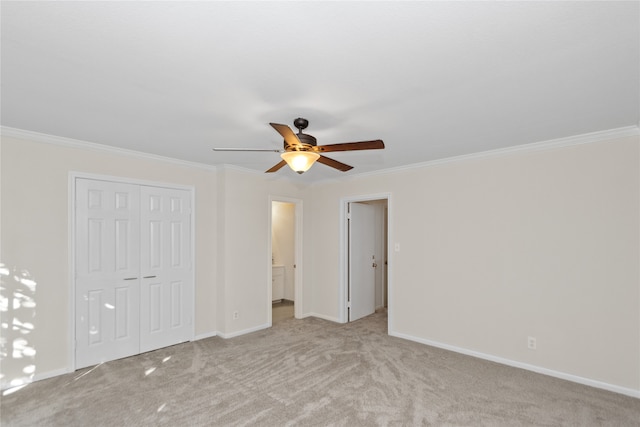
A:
213,118,385,174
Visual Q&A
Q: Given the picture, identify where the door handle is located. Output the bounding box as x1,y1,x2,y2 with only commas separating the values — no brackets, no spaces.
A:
372,263,377,268
143,275,157,279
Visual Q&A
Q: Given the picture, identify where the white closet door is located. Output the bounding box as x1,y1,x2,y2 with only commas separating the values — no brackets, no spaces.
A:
139,186,193,353
75,179,141,369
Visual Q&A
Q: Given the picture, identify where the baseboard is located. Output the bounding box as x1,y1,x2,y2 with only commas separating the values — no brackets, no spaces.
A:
389,330,640,399
1,367,72,392
306,312,343,323
194,331,217,341
217,323,270,339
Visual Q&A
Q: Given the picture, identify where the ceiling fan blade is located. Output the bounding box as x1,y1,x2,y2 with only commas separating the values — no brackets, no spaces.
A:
265,160,287,173
313,139,384,153
213,148,281,152
317,155,353,172
270,123,302,147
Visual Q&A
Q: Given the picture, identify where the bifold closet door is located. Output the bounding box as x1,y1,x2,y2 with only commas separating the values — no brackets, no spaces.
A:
76,179,193,369
75,179,141,369
139,186,192,353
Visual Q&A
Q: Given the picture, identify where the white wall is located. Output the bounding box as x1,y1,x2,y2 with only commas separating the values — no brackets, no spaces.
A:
215,167,307,336
308,134,640,395
0,135,218,387
2,129,638,397
0,133,309,387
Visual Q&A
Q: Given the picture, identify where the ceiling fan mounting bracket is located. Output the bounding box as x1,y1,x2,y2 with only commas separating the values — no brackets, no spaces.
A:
293,117,309,132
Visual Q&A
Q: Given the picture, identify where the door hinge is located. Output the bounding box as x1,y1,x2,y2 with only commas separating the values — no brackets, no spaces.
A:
347,301,351,308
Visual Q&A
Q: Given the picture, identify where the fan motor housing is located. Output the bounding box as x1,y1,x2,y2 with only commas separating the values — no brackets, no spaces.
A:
284,132,317,151
297,133,317,147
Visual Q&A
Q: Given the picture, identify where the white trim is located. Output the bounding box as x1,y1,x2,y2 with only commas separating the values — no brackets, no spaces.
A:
267,198,273,326
68,173,76,372
340,201,347,323
269,196,304,322
339,193,392,327
194,331,217,341
69,171,195,192
315,125,640,185
1,367,72,392
389,330,640,399
0,126,277,177
217,323,270,339
297,312,314,319
1,126,218,172
34,368,73,384
306,313,343,323
189,187,197,343
0,139,2,263
5,125,637,185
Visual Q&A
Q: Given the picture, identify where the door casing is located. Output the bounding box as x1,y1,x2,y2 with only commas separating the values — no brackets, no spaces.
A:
340,193,392,327
69,172,195,371
268,196,303,323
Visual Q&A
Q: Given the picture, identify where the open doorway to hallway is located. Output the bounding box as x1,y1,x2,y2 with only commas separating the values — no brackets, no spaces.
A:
270,198,302,324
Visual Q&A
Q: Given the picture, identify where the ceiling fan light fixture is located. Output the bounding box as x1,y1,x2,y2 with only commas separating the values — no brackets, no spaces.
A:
280,151,320,174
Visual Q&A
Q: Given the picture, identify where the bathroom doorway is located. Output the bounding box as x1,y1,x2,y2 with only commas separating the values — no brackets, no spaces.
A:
269,197,303,324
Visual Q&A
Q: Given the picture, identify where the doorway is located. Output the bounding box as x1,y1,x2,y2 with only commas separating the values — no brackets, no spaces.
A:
269,197,303,324
341,195,390,324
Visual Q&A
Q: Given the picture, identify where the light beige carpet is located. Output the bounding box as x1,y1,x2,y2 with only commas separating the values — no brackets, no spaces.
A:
2,311,639,426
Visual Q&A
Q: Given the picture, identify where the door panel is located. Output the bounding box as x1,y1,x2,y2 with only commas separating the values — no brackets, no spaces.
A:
114,286,131,339
170,281,183,327
139,186,192,352
349,202,376,322
75,179,141,369
148,281,162,332
87,289,103,345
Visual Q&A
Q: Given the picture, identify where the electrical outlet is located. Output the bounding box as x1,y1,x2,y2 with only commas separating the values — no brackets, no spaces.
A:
233,311,239,320
527,336,537,350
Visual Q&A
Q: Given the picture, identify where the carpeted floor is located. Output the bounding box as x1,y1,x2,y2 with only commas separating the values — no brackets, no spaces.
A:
2,311,639,426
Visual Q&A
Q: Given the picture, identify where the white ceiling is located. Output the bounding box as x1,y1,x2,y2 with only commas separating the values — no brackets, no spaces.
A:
2,1,639,181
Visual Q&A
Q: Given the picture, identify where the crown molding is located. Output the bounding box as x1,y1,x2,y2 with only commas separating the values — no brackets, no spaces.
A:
0,126,219,172
315,125,640,185
3,125,637,183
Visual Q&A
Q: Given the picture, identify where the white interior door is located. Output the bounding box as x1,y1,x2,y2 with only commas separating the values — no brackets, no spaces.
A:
349,202,376,321
75,179,141,369
139,186,193,352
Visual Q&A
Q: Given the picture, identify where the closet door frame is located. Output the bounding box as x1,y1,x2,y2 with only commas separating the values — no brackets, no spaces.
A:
69,172,195,371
